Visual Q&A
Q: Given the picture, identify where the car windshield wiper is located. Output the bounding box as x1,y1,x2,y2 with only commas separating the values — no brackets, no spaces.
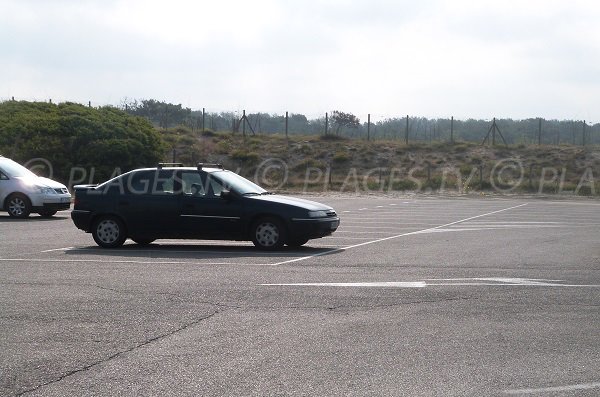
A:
242,192,261,196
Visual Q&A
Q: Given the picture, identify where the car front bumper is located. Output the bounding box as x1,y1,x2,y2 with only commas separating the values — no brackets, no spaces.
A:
290,216,340,239
29,193,72,212
29,192,71,206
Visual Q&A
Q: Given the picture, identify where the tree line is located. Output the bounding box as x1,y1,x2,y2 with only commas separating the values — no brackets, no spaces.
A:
0,101,164,182
122,99,599,146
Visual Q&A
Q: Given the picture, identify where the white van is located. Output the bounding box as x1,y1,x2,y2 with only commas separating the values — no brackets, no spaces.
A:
0,156,71,218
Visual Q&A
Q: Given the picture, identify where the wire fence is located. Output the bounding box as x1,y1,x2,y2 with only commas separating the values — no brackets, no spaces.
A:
3,97,599,146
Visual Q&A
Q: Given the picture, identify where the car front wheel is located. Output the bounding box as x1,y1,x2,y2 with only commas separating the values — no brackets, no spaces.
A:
252,217,286,250
6,194,31,218
92,216,127,248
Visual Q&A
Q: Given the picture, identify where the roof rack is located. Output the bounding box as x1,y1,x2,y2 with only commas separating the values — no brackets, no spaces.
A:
157,162,184,169
197,163,224,171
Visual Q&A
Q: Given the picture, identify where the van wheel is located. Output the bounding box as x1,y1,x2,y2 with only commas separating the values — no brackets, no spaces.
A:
92,216,127,248
7,194,31,218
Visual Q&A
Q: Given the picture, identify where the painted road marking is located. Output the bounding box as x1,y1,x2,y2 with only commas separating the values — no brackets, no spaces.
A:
262,278,600,288
272,203,529,266
503,381,600,394
40,247,75,253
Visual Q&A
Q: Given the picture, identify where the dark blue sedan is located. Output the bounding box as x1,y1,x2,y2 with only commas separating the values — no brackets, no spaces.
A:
71,163,340,250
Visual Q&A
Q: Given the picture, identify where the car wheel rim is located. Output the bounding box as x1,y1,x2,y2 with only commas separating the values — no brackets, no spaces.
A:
96,220,121,244
255,222,279,247
8,198,25,216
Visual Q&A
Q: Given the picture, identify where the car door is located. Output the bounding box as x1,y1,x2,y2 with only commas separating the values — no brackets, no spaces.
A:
120,170,181,237
179,170,244,239
0,170,9,206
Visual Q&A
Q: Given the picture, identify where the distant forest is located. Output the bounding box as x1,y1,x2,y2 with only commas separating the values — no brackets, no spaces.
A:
124,98,599,146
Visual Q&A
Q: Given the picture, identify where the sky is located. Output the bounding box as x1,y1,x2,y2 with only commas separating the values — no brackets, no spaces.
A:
1,0,599,122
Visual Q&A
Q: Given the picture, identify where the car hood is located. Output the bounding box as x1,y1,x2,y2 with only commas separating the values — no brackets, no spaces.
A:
15,176,68,190
247,194,333,211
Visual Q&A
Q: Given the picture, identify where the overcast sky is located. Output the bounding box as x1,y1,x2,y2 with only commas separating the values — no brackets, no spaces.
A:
1,0,599,122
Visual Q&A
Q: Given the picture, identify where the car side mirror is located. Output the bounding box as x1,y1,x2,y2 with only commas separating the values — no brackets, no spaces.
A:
220,189,232,200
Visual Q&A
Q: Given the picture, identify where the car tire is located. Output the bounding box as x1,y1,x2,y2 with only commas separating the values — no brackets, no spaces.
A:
92,216,127,248
252,217,286,250
132,238,155,246
287,238,309,248
38,210,58,218
6,193,32,218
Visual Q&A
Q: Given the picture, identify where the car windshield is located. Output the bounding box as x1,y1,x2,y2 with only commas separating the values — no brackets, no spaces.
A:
211,170,267,195
0,158,37,178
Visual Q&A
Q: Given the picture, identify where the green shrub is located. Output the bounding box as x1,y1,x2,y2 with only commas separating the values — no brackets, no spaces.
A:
230,150,260,165
333,151,350,163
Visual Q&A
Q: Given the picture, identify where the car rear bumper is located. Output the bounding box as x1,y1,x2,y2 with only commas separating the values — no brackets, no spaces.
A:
290,217,340,239
71,209,92,231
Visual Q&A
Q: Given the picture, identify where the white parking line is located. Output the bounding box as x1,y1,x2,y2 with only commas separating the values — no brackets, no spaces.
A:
40,247,75,253
263,278,600,288
503,381,600,394
272,203,529,266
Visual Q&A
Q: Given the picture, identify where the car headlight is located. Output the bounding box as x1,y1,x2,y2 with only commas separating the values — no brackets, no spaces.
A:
35,186,56,194
308,210,328,218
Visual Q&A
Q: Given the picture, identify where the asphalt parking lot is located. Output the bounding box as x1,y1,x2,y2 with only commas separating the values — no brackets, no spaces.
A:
1,196,599,396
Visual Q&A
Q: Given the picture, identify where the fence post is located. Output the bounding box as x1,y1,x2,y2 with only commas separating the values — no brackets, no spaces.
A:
202,108,205,132
285,111,289,139
325,112,328,135
367,114,371,141
242,110,246,137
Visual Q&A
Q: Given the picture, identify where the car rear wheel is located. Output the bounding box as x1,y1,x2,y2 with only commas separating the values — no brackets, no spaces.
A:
92,216,127,248
252,217,286,250
6,194,31,218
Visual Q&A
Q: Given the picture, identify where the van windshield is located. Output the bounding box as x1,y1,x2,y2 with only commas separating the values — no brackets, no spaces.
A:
0,158,37,178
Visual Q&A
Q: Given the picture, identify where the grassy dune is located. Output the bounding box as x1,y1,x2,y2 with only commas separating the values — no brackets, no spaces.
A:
161,128,600,195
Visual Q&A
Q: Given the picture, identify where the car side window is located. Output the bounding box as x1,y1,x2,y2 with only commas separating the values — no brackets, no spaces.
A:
181,171,205,196
127,171,155,194
0,171,8,180
154,170,177,195
127,170,179,195
181,171,225,198
206,175,225,197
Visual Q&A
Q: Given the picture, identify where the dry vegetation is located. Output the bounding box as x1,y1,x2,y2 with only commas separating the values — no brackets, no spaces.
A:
160,127,600,195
